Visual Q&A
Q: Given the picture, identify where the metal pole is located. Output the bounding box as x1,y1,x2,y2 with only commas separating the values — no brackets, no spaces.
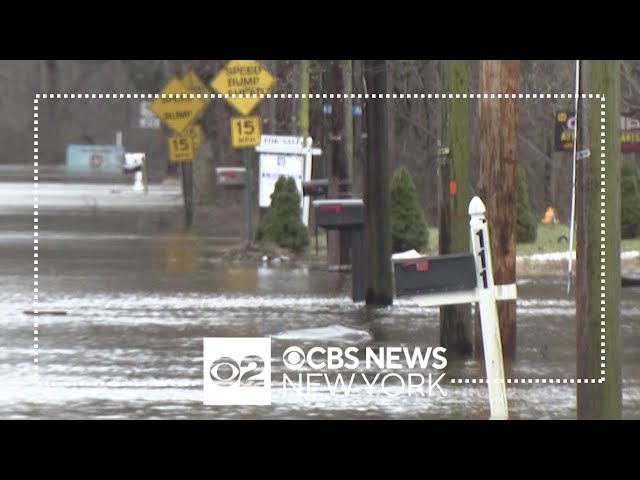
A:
302,137,313,226
567,60,581,294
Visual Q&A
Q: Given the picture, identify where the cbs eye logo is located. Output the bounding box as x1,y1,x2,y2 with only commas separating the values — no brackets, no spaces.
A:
282,346,305,370
209,355,265,386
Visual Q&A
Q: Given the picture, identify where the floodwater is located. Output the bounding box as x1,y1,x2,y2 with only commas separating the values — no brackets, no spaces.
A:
1,182,640,420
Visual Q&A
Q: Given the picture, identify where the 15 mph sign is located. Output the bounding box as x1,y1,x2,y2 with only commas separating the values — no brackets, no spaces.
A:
210,60,276,115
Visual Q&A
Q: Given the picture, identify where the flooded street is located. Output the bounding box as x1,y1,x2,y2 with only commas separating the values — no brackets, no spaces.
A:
2,183,640,419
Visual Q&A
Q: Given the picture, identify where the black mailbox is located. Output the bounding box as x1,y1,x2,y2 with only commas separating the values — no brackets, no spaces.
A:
313,198,365,303
393,253,477,297
302,179,329,197
216,167,247,187
314,199,364,229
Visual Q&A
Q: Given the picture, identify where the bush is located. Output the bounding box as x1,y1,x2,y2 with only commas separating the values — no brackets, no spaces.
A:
390,166,429,252
621,159,640,239
516,166,538,243
255,176,310,252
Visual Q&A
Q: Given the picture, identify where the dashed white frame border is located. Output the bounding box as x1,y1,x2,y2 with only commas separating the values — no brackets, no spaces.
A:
32,92,606,388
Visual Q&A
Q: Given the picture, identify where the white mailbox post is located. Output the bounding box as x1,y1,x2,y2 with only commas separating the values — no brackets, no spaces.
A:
392,196,515,420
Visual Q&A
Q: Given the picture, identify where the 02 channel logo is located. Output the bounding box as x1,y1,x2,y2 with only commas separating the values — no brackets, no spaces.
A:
203,337,271,405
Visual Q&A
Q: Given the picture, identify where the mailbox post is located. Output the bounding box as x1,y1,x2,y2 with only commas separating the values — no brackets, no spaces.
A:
313,198,365,302
392,196,514,420
303,179,329,256
215,167,249,240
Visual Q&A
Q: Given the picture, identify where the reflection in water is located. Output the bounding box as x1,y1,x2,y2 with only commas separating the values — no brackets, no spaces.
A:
1,208,639,420
161,231,198,275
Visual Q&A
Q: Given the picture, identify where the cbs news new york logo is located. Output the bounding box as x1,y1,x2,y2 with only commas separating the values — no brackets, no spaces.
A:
203,338,271,405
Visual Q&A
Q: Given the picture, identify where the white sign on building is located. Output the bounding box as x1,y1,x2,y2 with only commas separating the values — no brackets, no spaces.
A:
258,154,304,208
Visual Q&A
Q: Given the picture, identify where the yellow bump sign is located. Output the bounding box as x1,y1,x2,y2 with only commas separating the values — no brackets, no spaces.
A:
168,134,195,162
211,60,276,116
182,70,210,95
150,77,208,134
231,116,262,148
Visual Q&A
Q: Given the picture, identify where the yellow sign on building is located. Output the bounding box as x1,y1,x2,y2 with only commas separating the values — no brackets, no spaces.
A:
168,134,195,162
210,60,276,116
150,77,208,133
230,116,262,148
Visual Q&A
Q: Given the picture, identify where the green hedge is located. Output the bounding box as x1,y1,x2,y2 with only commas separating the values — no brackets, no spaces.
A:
621,159,640,239
256,176,309,252
516,166,538,243
390,166,429,252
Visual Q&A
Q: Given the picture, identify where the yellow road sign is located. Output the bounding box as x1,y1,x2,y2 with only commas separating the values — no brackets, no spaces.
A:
168,134,195,162
182,70,210,95
231,116,262,148
150,77,208,133
211,60,276,116
184,124,203,148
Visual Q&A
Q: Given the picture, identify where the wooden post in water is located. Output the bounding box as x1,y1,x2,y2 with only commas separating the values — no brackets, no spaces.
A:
181,161,194,229
439,60,473,357
577,60,622,419
364,60,393,305
476,60,519,360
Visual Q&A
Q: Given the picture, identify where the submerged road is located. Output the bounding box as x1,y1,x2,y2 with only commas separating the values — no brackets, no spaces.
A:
1,180,640,419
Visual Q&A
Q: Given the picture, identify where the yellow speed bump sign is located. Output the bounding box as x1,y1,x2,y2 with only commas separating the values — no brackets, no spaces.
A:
211,60,275,116
182,70,210,95
150,77,208,133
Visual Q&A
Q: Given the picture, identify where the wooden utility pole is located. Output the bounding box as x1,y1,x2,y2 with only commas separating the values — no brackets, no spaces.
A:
298,60,309,138
328,60,348,268
343,61,354,185
577,60,622,419
364,60,393,305
352,60,365,198
319,67,330,179
439,60,473,357
477,60,519,359
340,61,354,265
